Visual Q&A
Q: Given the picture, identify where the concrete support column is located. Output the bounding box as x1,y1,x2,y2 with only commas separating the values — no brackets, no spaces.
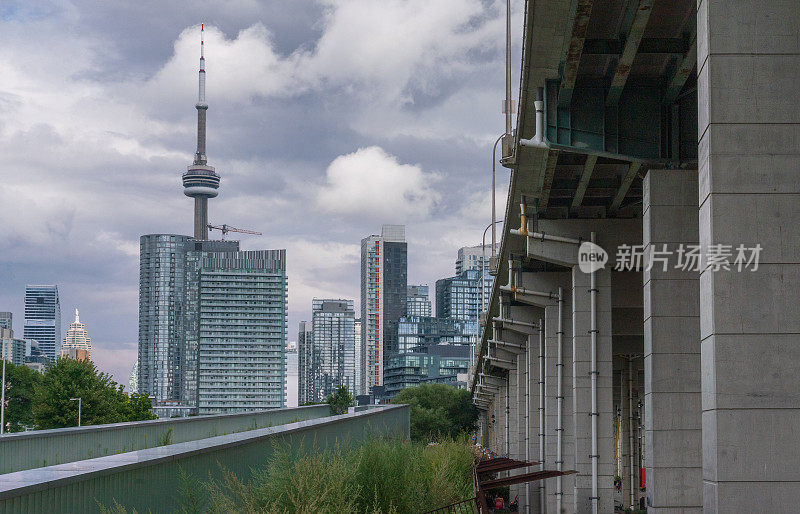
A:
572,267,614,513
643,169,702,512
698,2,800,510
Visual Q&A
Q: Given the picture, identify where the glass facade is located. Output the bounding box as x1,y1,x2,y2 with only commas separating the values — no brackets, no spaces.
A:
297,321,313,405
304,299,356,403
384,344,469,397
23,285,61,362
0,312,12,331
397,316,473,353
436,269,482,323
406,285,432,317
138,235,286,414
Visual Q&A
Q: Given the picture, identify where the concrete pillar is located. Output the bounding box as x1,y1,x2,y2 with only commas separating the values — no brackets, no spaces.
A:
572,267,614,513
698,2,800,511
642,169,701,512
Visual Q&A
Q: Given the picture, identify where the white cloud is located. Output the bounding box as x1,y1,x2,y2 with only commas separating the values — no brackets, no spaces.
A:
316,146,440,220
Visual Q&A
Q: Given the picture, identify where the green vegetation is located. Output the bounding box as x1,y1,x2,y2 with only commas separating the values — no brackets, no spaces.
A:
391,383,479,442
191,438,472,513
1,359,156,432
325,384,355,415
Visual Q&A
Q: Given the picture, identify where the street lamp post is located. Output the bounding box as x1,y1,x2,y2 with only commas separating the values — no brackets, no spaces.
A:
474,221,503,368
1,342,5,435
70,397,82,427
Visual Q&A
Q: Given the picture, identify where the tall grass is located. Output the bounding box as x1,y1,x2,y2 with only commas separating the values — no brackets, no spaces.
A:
199,437,474,513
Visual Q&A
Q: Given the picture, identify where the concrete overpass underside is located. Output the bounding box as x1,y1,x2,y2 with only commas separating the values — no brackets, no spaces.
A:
471,1,800,513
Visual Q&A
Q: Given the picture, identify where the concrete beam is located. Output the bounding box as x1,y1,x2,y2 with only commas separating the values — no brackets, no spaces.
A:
558,0,595,107
609,161,643,215
606,0,656,105
570,154,598,214
663,33,697,105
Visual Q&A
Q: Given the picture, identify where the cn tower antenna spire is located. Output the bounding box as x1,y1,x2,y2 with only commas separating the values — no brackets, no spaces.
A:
182,23,220,240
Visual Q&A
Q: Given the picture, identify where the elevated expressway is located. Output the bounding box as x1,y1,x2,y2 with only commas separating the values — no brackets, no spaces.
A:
470,1,800,512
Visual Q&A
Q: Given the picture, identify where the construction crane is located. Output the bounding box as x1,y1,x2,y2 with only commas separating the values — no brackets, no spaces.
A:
207,224,262,240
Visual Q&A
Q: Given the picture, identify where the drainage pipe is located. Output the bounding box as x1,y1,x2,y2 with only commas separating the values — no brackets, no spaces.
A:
500,285,557,300
556,287,565,514
590,232,599,514
510,228,583,246
524,338,530,512
628,358,636,510
506,379,511,457
538,319,546,514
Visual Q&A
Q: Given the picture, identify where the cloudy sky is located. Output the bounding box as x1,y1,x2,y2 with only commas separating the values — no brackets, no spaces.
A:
0,0,519,385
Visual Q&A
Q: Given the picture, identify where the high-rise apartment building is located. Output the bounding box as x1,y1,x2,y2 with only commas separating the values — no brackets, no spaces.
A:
23,285,61,361
1,328,26,366
304,299,356,402
435,269,481,325
397,316,472,353
406,285,432,317
0,312,12,331
193,250,287,414
360,225,407,392
455,245,495,311
297,321,312,405
353,318,362,395
61,309,92,361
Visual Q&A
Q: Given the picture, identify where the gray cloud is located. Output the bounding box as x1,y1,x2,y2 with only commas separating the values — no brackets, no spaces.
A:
0,0,521,385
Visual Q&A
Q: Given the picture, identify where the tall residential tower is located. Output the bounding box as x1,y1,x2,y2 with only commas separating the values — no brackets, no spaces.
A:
360,225,407,392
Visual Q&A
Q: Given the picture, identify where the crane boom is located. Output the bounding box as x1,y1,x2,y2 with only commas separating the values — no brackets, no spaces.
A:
207,224,262,240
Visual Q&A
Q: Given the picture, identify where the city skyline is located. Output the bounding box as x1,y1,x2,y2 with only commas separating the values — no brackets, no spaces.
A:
0,2,517,386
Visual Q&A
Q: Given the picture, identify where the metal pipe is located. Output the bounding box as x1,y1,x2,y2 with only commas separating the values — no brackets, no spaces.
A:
520,195,528,236
628,358,636,510
590,232,599,514
556,287,564,514
492,135,504,260
510,228,583,245
480,220,503,369
538,319,546,514
493,317,538,329
505,0,512,137
506,379,511,457
524,339,530,512
500,285,557,299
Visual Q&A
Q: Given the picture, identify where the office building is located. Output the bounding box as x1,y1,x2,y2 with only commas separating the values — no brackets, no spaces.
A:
297,321,312,405
23,285,61,361
303,299,356,403
360,225,407,392
406,285,432,317
0,312,12,331
129,362,139,394
61,309,92,361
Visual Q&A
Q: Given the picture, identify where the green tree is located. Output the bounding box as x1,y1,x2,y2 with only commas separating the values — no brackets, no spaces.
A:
2,362,42,432
32,358,155,429
326,385,355,415
392,383,479,442
122,392,158,423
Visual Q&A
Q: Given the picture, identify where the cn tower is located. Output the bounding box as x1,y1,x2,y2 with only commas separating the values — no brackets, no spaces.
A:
182,24,219,240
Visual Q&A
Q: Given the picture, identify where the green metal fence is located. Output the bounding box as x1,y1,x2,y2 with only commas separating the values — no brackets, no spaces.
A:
0,404,409,513
0,404,330,474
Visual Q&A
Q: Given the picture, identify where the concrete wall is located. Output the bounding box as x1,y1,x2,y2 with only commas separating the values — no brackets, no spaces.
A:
0,405,330,475
0,405,409,513
698,1,800,511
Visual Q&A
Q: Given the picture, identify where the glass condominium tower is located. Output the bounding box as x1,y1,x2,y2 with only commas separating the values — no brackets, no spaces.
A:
194,250,287,413
24,285,61,361
360,225,407,392
307,299,356,402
